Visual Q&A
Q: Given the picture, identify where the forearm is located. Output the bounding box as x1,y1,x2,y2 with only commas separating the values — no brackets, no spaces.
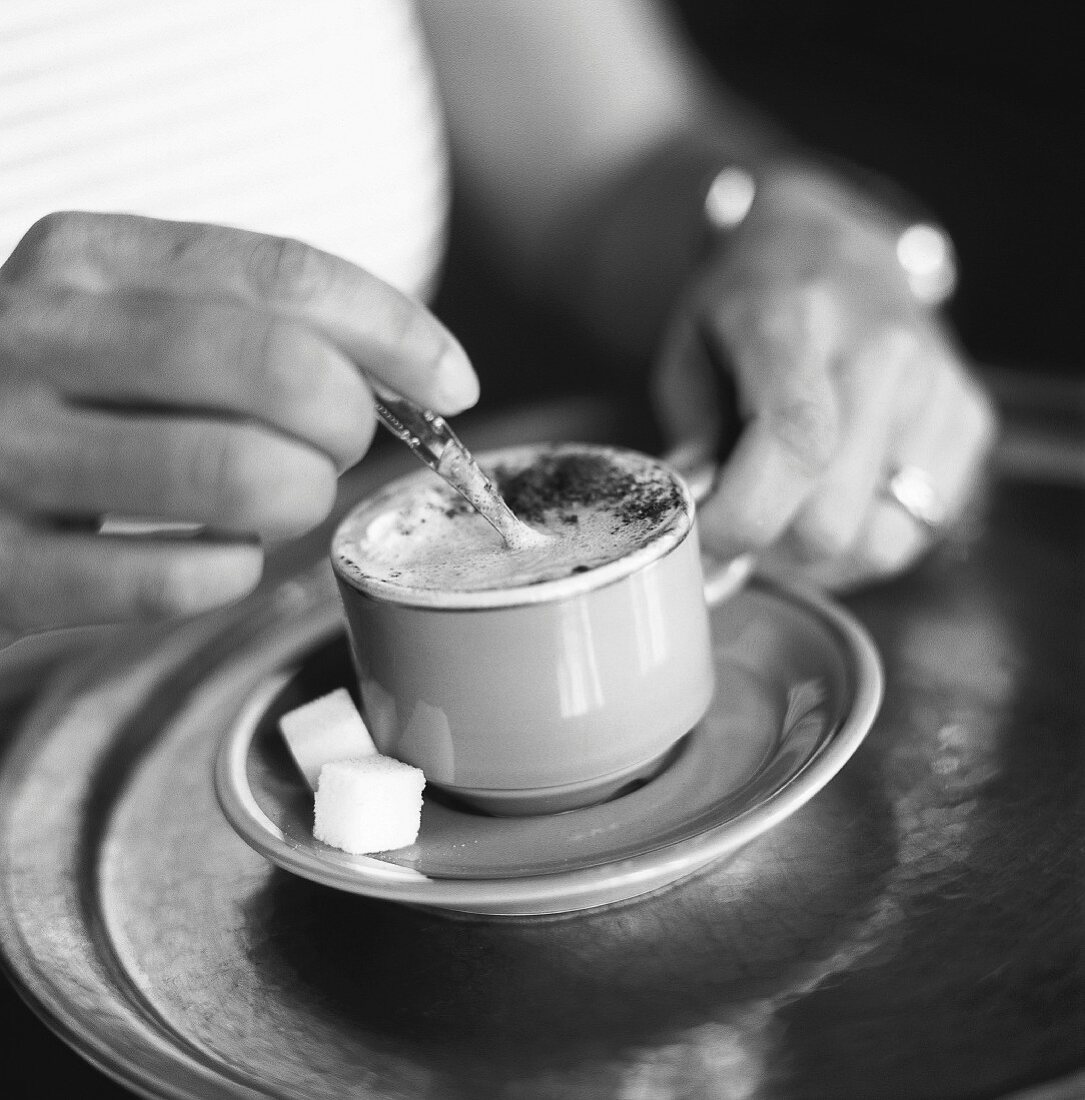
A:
418,0,948,372
418,0,794,321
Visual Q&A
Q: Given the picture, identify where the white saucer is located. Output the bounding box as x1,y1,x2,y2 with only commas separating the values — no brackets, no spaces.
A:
215,580,882,916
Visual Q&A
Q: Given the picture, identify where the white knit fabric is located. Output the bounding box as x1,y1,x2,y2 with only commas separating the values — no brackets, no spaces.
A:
0,0,449,299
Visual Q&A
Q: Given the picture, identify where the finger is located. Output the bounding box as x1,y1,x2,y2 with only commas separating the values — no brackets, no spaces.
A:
775,358,996,590
4,211,478,413
1,284,376,472
696,286,841,557
0,518,264,633
833,378,992,585
787,329,916,561
856,498,932,580
758,499,928,591
888,360,999,521
0,387,339,539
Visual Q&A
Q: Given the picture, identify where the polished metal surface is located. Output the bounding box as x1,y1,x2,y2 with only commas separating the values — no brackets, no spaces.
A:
1,398,1083,1099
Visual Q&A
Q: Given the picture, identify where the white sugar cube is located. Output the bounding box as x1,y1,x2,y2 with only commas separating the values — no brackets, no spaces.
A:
278,688,376,790
313,755,425,854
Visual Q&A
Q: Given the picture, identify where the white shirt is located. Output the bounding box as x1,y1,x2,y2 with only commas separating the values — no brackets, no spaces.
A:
0,0,449,300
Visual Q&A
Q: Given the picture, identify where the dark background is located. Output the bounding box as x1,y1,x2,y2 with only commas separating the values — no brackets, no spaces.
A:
669,0,1082,377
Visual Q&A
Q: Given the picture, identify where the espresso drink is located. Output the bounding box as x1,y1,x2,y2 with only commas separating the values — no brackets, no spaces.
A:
333,444,690,607
331,442,713,814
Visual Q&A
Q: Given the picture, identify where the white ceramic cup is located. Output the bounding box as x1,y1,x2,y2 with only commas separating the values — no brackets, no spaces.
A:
331,442,743,815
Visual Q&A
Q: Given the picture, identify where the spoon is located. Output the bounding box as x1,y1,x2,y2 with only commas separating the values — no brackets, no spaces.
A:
372,392,544,550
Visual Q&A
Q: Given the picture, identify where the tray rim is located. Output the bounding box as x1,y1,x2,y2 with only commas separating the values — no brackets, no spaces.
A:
0,608,284,1100
0,574,880,1100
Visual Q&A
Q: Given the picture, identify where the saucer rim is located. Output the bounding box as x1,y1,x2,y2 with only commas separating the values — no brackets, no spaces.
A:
214,578,883,913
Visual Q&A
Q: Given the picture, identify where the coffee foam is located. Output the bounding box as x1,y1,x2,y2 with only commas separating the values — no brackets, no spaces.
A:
333,445,691,607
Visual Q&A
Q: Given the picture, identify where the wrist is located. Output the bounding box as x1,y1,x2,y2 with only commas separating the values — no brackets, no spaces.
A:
544,132,765,363
747,160,958,306
545,134,956,365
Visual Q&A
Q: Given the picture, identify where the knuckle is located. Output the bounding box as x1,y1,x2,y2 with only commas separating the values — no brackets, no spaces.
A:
25,210,88,253
5,211,96,279
246,234,328,304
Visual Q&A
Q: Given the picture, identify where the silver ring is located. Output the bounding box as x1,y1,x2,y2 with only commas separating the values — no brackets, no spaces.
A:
879,465,947,531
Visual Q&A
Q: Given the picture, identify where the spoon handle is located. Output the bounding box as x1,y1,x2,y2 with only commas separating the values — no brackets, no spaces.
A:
373,394,540,550
372,394,455,472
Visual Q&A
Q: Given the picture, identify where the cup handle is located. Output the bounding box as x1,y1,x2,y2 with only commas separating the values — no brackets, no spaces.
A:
661,326,754,604
664,440,755,603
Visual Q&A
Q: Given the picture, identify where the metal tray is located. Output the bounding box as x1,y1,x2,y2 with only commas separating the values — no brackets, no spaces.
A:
0,564,879,1098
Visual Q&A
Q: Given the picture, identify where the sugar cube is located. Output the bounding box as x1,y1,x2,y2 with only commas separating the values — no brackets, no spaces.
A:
313,755,425,854
278,688,377,790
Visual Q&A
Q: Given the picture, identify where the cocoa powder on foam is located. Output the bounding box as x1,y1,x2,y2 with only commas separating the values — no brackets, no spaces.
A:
333,445,689,599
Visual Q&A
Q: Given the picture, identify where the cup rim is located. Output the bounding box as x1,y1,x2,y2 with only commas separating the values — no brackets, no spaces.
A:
330,443,696,610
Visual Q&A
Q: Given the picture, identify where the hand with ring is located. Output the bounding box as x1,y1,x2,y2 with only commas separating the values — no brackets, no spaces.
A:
653,167,998,591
